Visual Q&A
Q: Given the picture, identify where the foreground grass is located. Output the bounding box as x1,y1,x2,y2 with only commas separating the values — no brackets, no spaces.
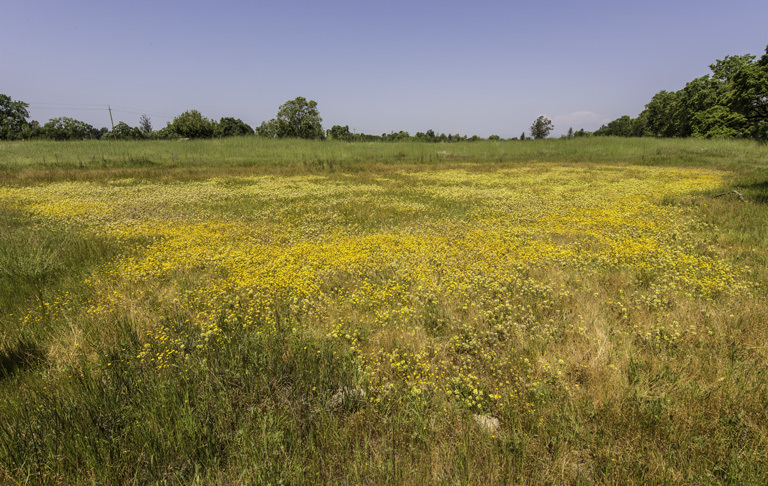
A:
1,138,767,484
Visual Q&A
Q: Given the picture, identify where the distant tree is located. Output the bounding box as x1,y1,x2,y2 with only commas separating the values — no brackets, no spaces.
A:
634,52,760,139
691,106,746,138
641,90,679,137
631,112,648,137
520,132,525,141
530,115,553,139
42,117,97,140
20,120,43,139
384,130,411,142
673,76,721,137
275,97,323,139
567,127,574,138
0,94,31,140
710,54,756,83
154,125,178,139
729,45,768,140
256,119,279,138
327,125,353,141
112,121,144,140
139,114,152,135
594,115,633,137
168,110,215,138
488,134,501,140
414,130,437,142
215,117,254,137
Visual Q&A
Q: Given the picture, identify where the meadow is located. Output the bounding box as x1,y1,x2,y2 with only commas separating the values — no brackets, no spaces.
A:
1,137,767,484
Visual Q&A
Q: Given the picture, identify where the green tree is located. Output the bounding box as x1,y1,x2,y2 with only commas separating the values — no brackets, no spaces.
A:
154,125,177,139
275,97,323,139
672,76,721,137
111,121,144,140
215,117,254,137
641,90,679,137
20,120,43,139
530,115,553,139
595,115,633,137
692,106,747,138
168,110,215,138
631,111,649,137
0,94,31,140
256,119,279,138
710,54,756,83
635,50,764,140
729,45,768,140
390,130,411,141
327,125,353,141
42,117,97,140
139,115,152,135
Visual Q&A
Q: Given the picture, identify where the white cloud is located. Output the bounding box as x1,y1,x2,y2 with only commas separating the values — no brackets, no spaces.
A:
550,111,612,132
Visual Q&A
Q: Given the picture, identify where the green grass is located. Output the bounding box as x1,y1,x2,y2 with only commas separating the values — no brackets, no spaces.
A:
1,137,766,182
1,137,767,484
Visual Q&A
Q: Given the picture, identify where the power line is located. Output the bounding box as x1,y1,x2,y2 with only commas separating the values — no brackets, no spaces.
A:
29,106,106,111
27,101,107,107
109,105,175,117
27,103,175,118
110,108,173,119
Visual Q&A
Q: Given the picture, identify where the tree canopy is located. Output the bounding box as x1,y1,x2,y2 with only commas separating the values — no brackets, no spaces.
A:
168,110,215,139
42,117,98,140
530,116,553,139
139,115,152,135
327,125,353,141
112,121,145,140
596,45,768,141
0,94,31,140
275,97,324,139
215,117,254,137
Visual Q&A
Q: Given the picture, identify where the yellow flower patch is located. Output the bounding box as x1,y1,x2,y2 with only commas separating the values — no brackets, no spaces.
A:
1,165,750,412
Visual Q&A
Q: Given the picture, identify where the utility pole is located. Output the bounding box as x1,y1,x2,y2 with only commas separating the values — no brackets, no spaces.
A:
108,106,117,140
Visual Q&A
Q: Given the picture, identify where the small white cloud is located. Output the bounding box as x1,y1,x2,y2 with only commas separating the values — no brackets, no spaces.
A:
551,111,612,131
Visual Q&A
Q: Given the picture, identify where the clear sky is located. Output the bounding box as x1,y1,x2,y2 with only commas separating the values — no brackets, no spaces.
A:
2,0,766,138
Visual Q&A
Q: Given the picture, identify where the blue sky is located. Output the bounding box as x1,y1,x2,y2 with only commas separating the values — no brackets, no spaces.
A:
2,0,766,137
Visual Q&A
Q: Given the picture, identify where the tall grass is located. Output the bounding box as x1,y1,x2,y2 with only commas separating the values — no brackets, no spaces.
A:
1,137,766,181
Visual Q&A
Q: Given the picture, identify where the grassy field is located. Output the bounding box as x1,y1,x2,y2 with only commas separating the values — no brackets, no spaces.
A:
1,137,767,484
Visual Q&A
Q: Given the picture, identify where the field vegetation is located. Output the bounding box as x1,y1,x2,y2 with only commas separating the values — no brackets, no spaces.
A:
1,137,767,484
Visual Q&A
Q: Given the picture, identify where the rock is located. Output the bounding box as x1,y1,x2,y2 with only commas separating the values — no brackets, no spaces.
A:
328,387,367,411
473,414,500,434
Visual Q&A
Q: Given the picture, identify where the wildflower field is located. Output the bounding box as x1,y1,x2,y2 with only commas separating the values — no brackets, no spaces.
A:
1,138,767,484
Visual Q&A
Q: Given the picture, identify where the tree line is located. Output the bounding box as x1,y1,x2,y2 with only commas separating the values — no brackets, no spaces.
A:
594,45,768,140
0,95,530,142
